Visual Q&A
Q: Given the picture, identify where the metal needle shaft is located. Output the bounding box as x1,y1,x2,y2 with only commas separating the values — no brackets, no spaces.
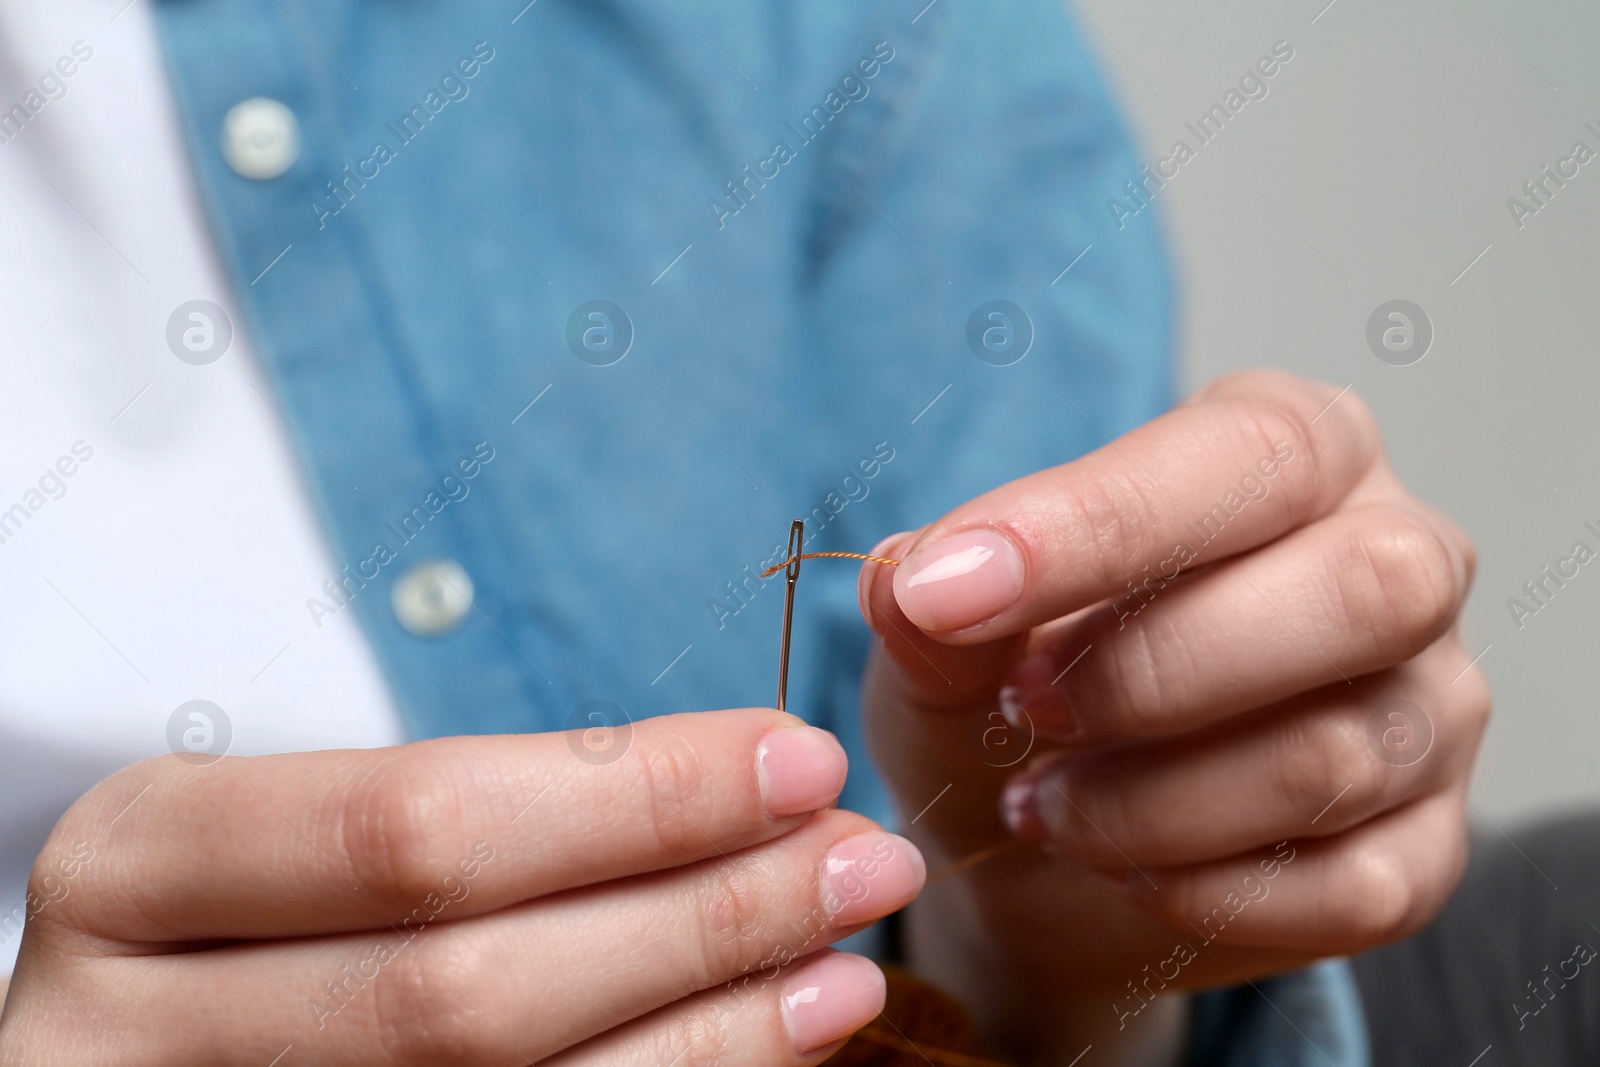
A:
776,519,804,712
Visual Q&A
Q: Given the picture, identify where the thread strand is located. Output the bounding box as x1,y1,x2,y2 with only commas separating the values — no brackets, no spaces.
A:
758,551,902,580
852,1025,1015,1067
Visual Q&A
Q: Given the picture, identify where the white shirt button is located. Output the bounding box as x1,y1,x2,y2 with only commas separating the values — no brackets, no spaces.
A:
221,97,300,180
392,560,474,637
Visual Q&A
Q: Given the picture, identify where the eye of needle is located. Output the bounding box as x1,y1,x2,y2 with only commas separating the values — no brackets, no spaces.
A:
770,522,901,712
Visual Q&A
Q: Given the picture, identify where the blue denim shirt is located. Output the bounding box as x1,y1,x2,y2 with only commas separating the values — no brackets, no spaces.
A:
152,0,1366,1060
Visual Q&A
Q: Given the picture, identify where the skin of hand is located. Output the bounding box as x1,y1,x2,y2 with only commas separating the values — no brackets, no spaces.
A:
857,371,1489,1065
0,710,926,1066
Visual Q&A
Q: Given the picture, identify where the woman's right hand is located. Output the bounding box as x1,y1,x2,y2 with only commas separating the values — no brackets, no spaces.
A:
0,708,924,1065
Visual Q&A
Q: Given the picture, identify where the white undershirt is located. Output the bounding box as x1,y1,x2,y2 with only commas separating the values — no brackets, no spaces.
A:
0,1,404,971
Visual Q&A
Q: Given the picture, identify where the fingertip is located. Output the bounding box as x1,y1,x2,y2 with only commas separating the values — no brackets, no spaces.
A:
757,724,849,820
822,831,926,927
890,831,929,891
857,530,916,633
781,951,886,1055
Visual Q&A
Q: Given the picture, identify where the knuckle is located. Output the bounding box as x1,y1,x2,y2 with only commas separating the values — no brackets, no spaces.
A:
1227,395,1321,522
22,839,95,935
1339,847,1419,946
56,756,160,840
657,1001,734,1067
341,749,466,908
1322,381,1379,442
1440,640,1493,736
1457,526,1479,587
1432,811,1471,910
1300,713,1390,821
1085,620,1188,739
694,855,772,980
1455,667,1493,737
371,936,502,1065
639,732,712,857
1197,368,1295,404
1268,717,1346,824
1061,470,1165,594
1241,393,1314,459
30,761,163,933
1201,371,1377,473
1338,511,1461,658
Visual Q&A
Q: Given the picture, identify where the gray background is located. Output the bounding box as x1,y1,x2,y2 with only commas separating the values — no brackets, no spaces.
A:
1072,0,1600,823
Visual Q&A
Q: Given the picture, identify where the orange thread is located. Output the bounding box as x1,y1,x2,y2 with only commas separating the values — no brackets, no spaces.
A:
758,552,902,580
849,1026,1015,1067
926,838,1025,885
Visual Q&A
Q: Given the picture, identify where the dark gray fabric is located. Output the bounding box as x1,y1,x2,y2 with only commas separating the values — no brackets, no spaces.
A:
1352,811,1600,1063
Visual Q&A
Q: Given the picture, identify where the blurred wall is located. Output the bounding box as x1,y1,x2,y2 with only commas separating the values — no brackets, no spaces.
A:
1071,0,1600,823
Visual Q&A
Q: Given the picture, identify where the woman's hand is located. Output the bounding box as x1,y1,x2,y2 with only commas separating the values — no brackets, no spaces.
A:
859,371,1487,1063
0,709,924,1065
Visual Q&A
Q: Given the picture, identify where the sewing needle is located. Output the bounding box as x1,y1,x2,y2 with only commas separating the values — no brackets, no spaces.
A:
775,519,804,712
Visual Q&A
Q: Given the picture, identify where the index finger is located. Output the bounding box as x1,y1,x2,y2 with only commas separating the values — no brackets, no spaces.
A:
891,371,1380,641
39,709,849,943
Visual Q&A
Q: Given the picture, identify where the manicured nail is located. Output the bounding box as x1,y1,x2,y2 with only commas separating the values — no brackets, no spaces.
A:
999,651,1082,739
894,528,1025,633
781,952,886,1054
820,832,925,928
1000,776,1040,836
998,683,1078,741
757,727,848,819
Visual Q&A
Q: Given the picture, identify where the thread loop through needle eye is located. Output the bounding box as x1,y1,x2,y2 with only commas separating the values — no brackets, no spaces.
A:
773,522,902,711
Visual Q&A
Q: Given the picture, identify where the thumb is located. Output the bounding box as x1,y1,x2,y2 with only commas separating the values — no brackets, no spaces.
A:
857,530,1025,713
857,531,1031,853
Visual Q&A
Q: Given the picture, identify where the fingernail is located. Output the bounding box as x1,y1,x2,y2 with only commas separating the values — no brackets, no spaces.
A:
820,832,925,928
1000,776,1040,836
894,528,1025,633
998,683,1078,741
757,727,848,819
781,952,886,1054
